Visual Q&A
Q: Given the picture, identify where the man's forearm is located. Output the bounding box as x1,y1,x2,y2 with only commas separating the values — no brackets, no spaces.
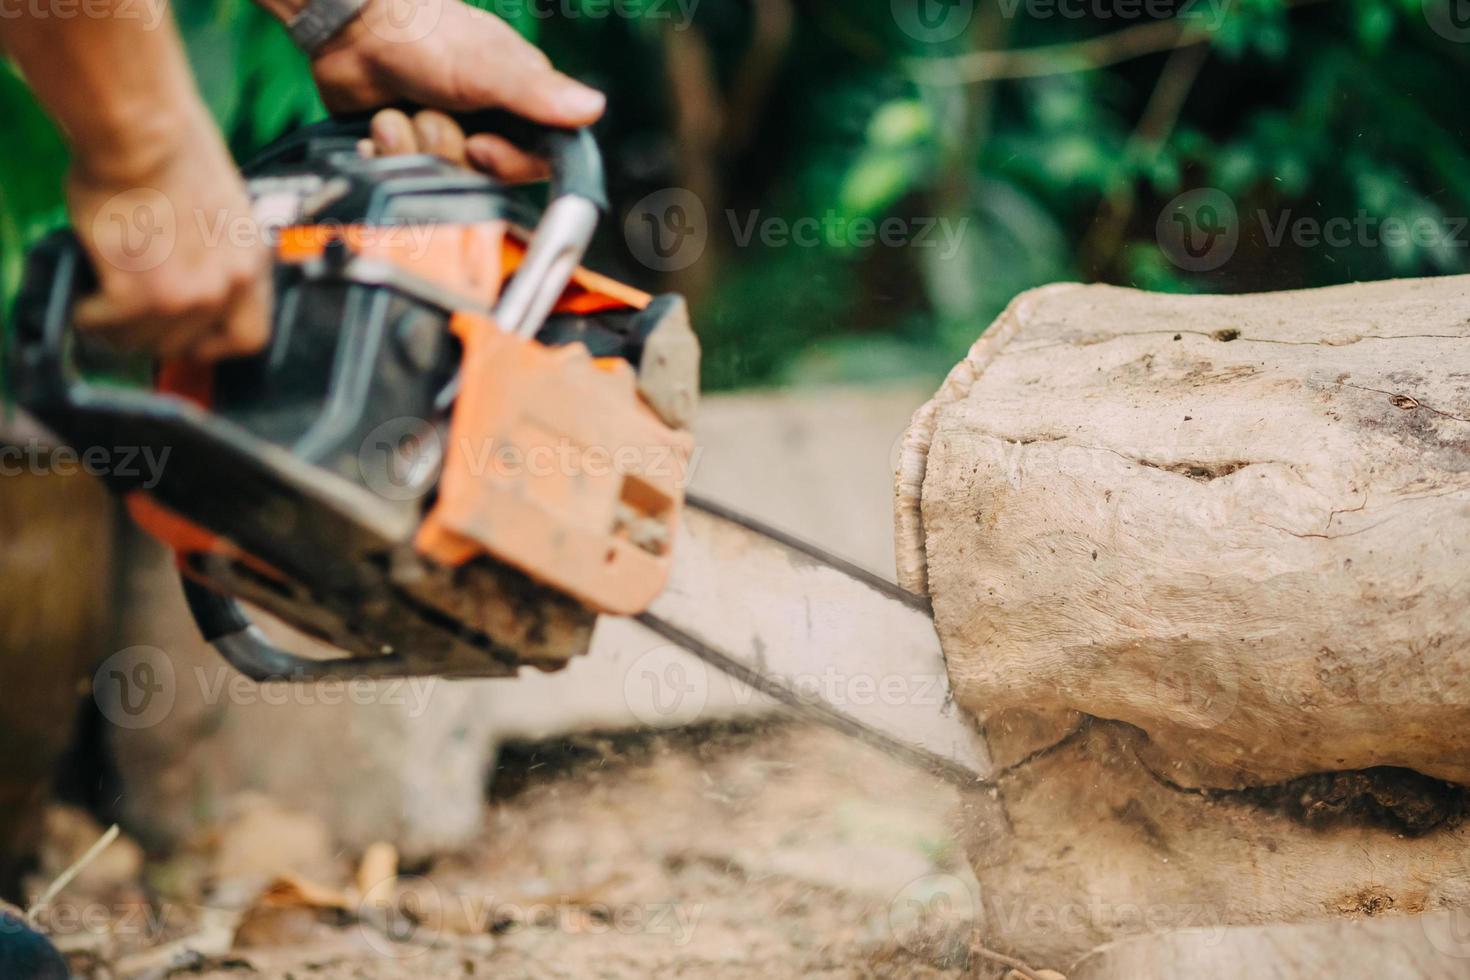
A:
0,0,207,180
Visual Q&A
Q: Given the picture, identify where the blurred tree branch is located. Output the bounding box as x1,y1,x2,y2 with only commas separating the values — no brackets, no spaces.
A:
909,0,1330,85
663,22,723,305
908,16,1210,84
1080,41,1211,274
724,0,795,156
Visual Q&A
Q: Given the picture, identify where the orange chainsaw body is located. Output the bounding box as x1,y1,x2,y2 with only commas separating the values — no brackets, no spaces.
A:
128,219,694,618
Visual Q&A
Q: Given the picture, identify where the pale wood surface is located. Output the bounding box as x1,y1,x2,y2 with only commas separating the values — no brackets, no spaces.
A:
895,277,1470,970
897,276,1470,787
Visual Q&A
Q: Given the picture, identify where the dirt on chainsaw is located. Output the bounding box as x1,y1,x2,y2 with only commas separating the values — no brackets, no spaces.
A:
38,721,980,979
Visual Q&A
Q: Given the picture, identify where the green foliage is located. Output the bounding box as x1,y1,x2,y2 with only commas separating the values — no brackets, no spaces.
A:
3,0,1469,389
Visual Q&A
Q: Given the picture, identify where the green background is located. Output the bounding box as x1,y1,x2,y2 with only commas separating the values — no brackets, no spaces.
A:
3,0,1468,390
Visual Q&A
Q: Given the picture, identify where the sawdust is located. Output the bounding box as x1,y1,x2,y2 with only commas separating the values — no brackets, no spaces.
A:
47,722,984,980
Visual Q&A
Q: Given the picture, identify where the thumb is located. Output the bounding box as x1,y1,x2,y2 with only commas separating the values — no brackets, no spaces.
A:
449,18,605,126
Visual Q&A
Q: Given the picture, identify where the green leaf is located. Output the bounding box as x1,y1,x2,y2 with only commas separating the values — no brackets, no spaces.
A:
867,99,932,148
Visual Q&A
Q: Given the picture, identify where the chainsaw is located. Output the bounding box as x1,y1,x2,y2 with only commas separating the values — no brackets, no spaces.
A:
8,112,990,788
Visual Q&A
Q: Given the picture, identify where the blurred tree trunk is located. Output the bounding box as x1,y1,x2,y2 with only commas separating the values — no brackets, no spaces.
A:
0,450,116,901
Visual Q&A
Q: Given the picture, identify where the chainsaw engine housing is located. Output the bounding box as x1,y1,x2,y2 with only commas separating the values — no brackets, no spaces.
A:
10,117,699,679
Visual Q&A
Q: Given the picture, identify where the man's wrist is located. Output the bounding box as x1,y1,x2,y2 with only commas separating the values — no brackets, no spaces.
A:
69,99,209,187
255,0,371,55
254,0,309,23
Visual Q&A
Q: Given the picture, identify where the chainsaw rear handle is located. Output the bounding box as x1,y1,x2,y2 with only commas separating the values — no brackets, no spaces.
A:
12,107,608,403
9,229,93,412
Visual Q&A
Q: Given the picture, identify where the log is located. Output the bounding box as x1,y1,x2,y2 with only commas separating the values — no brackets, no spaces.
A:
953,721,1470,970
1070,908,1470,979
898,276,1470,787
894,277,1470,968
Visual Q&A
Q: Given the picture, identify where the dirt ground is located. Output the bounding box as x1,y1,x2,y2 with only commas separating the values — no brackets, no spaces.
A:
42,721,987,979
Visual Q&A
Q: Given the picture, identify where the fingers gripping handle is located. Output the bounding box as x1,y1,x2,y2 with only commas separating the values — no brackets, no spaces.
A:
255,107,606,344
453,109,607,211
251,107,608,212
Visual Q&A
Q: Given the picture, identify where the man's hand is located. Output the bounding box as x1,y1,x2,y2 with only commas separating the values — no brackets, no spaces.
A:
68,105,270,362
1,0,272,363
300,0,605,180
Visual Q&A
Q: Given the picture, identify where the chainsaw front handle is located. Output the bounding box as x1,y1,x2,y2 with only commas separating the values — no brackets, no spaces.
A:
248,107,608,211
297,108,608,341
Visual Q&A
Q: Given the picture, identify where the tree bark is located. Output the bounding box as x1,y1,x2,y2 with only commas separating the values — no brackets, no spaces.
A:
0,459,115,900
